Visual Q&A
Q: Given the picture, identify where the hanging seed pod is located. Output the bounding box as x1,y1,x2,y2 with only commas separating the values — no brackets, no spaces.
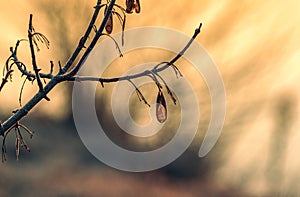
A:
126,0,135,13
135,0,141,13
105,7,113,34
105,14,113,34
156,90,167,123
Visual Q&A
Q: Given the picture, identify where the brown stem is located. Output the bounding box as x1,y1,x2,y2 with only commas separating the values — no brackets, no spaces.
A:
0,1,202,141
68,23,203,84
66,0,116,77
60,0,102,74
28,14,46,96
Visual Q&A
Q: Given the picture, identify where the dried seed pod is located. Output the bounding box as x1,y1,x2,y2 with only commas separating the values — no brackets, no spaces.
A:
126,0,135,13
156,91,167,123
135,0,141,13
105,11,113,34
15,137,20,160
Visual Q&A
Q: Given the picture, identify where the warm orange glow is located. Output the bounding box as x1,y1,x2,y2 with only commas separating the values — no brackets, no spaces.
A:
0,0,300,196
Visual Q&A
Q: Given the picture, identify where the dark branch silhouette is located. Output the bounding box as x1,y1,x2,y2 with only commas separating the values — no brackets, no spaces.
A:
0,0,202,161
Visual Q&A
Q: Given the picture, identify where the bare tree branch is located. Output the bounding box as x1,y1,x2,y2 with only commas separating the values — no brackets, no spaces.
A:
69,23,202,85
60,0,103,74
0,0,203,161
28,14,50,101
66,0,116,76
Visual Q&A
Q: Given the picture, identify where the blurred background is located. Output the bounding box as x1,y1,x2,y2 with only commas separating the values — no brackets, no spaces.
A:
0,0,300,196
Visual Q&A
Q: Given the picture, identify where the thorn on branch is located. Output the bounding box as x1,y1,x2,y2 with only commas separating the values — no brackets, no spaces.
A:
58,61,63,74
99,80,104,88
43,93,50,101
79,37,87,49
49,61,54,75
93,25,98,33
195,23,203,35
12,109,19,114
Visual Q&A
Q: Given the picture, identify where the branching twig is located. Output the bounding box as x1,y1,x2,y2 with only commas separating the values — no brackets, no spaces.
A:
69,23,202,84
100,33,123,57
66,0,117,77
60,0,103,74
28,14,50,101
0,70,14,92
154,61,183,78
0,0,117,137
153,72,177,105
1,121,33,161
128,79,150,107
19,76,28,106
0,0,203,161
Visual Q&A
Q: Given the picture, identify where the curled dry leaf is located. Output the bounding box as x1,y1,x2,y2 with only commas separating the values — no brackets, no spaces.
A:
156,91,167,123
126,0,135,13
135,0,141,13
105,7,113,34
126,0,140,14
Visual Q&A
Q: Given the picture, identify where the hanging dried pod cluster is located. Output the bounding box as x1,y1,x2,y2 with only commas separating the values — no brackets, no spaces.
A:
128,65,179,124
104,0,141,35
126,0,141,14
129,72,177,124
2,122,33,162
0,0,203,161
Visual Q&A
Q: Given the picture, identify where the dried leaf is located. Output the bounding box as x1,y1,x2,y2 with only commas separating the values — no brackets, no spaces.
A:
105,12,113,34
135,0,141,13
126,0,135,13
156,91,167,123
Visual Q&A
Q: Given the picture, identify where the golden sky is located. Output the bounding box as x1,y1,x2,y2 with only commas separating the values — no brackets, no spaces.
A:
0,0,299,195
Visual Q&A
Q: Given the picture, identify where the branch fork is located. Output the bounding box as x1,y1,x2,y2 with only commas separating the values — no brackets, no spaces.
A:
0,0,203,161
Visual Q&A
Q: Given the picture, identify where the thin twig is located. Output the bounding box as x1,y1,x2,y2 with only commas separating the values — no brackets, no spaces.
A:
100,33,123,57
28,14,45,94
69,23,202,84
154,72,177,105
128,79,150,107
0,70,14,92
19,77,28,106
10,46,53,80
0,0,108,136
18,124,34,138
66,0,116,77
0,0,202,144
60,0,103,74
